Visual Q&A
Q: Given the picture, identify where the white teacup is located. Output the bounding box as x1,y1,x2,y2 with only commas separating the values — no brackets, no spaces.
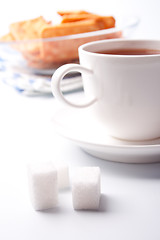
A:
51,39,160,141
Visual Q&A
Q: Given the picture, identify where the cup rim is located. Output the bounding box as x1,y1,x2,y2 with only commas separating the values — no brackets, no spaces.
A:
79,39,160,58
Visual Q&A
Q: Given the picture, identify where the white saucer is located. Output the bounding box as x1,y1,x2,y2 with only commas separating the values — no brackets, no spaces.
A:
51,107,160,163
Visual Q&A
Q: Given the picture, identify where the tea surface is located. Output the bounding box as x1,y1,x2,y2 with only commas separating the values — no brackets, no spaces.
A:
96,48,160,55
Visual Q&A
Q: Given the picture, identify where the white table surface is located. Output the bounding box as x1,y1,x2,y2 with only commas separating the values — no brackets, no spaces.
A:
1,1,160,239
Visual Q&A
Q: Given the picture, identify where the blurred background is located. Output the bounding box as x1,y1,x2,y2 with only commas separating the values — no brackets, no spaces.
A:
0,0,159,95
0,0,159,38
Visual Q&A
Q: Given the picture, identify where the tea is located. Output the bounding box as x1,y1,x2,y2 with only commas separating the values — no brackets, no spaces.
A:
96,48,160,55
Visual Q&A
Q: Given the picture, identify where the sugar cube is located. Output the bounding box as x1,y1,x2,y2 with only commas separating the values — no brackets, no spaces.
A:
55,162,70,190
27,162,58,211
71,167,101,210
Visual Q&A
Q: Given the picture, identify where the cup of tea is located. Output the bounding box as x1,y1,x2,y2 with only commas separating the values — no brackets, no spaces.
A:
51,39,160,141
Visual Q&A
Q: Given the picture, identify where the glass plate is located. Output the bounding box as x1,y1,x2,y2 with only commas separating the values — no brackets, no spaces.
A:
0,15,139,95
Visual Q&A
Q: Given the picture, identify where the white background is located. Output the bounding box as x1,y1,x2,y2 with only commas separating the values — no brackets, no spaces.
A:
1,0,160,240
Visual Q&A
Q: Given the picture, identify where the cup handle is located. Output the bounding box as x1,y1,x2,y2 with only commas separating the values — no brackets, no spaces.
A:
51,63,97,108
